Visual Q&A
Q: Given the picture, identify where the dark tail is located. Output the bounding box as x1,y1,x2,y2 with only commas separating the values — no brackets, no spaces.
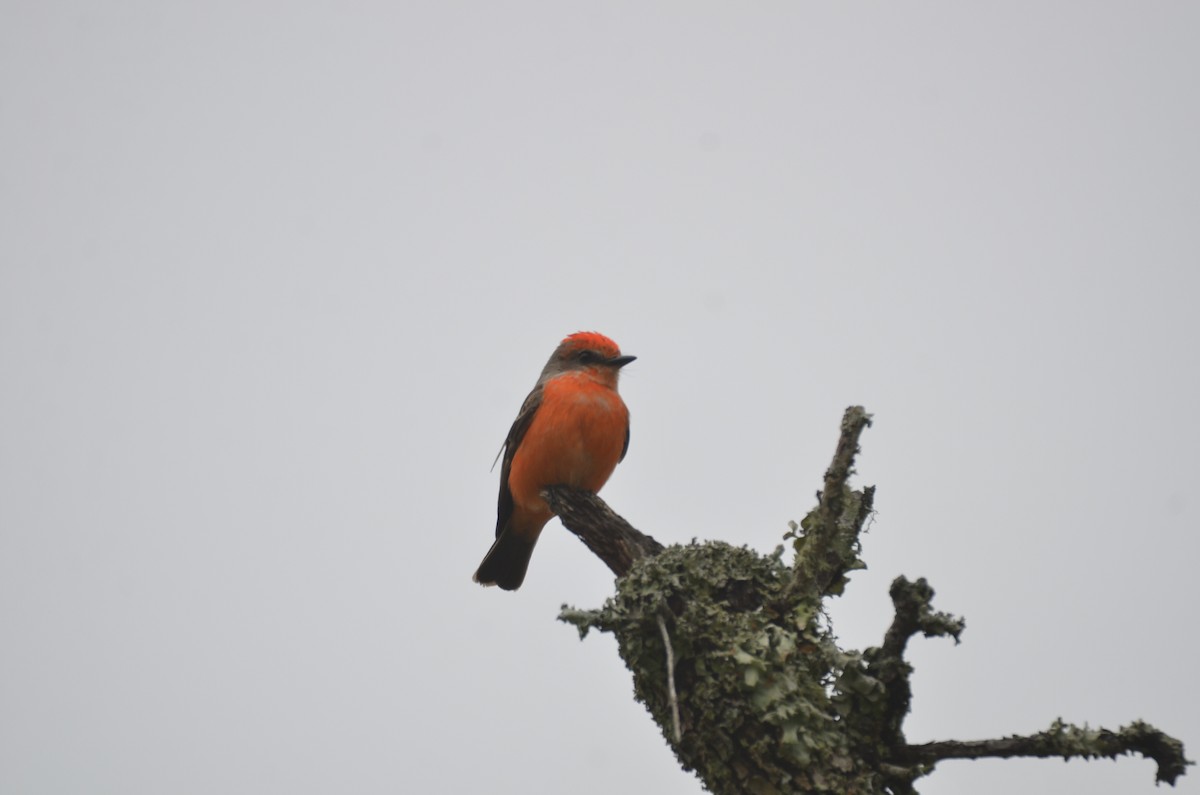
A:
473,529,537,591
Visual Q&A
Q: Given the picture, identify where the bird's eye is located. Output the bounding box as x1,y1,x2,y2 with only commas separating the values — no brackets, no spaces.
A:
577,349,598,363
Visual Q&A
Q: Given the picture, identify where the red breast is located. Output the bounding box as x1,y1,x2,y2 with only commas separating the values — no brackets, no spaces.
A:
505,372,630,535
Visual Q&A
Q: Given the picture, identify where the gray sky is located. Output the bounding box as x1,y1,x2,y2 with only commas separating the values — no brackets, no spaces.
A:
2,3,1197,793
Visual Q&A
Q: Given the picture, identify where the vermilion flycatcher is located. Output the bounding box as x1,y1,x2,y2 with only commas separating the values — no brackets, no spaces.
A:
473,331,635,591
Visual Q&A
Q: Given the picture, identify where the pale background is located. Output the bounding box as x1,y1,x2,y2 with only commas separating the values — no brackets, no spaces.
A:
2,3,1197,793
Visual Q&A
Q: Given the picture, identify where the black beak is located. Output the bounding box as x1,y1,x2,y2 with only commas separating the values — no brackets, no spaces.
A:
609,354,637,368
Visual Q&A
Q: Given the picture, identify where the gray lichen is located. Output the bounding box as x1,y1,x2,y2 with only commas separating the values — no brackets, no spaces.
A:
554,407,1190,793
562,540,886,793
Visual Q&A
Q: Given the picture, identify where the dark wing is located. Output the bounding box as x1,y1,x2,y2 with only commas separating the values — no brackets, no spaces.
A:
494,385,543,537
619,417,630,462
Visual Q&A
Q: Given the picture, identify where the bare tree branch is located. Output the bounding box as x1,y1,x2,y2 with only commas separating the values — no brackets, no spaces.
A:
542,484,663,577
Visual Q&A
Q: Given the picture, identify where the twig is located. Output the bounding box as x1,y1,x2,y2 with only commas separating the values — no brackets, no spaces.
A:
657,613,682,744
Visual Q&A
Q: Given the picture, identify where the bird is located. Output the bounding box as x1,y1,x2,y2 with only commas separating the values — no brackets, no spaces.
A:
473,331,635,591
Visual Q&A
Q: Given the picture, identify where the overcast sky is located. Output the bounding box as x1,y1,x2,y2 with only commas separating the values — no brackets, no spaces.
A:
2,3,1197,794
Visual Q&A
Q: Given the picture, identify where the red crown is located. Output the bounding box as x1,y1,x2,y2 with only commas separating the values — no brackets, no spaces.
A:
560,331,622,358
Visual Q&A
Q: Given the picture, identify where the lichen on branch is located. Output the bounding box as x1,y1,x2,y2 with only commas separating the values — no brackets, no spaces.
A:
551,406,1191,793
785,405,875,602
